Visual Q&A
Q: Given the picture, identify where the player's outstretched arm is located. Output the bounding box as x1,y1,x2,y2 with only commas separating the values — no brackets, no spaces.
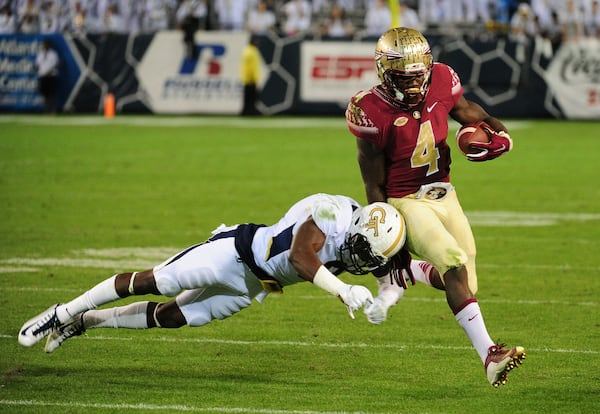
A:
289,219,373,318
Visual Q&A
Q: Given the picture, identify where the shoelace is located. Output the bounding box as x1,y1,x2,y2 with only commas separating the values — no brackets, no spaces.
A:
31,309,58,336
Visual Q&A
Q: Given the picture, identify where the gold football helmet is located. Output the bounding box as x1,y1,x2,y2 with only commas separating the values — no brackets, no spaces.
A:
375,27,433,109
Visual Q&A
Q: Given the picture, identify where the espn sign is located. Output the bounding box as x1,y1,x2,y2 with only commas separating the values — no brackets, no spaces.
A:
300,41,377,102
312,56,374,80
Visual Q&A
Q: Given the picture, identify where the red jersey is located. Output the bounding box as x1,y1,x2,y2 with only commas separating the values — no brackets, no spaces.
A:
346,63,463,198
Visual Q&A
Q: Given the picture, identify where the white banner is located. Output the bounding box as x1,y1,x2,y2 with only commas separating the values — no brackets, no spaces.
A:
137,31,247,114
545,39,600,119
300,41,378,105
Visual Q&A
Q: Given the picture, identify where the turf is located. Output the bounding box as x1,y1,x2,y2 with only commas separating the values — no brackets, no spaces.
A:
1,115,598,414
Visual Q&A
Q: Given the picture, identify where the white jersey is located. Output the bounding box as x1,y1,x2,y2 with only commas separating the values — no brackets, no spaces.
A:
252,193,359,286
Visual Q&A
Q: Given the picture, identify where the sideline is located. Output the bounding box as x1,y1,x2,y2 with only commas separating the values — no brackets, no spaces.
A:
0,114,533,130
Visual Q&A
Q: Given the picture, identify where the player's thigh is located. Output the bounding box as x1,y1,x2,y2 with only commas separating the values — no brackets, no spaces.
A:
175,287,253,327
389,197,468,276
442,191,478,292
153,238,242,296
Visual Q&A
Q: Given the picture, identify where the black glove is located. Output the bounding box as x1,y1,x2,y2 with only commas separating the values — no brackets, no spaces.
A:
372,248,415,289
391,248,415,289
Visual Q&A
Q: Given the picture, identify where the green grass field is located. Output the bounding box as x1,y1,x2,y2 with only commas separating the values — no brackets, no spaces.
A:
1,115,598,414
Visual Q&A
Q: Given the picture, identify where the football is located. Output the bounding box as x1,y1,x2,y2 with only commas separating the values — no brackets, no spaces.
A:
456,122,491,155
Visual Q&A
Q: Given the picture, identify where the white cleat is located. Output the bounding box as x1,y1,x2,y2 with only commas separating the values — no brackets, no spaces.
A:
18,304,61,347
45,314,86,353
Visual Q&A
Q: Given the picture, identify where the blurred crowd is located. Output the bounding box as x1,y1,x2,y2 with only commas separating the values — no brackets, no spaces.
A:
0,0,598,43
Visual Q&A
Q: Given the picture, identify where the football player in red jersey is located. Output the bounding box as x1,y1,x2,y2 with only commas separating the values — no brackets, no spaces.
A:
347,27,524,387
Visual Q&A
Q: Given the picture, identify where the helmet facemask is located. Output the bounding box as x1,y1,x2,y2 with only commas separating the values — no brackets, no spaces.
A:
381,69,431,108
339,233,387,275
375,27,433,109
340,202,406,276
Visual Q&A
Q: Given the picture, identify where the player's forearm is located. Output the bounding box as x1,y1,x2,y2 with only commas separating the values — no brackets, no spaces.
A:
364,183,386,203
358,157,387,203
358,161,387,202
482,116,508,133
288,247,323,282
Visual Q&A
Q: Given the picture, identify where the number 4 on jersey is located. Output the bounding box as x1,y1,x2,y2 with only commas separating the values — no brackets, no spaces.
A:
410,120,440,176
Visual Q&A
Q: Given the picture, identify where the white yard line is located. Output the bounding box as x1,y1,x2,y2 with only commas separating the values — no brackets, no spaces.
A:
0,333,596,354
0,400,372,414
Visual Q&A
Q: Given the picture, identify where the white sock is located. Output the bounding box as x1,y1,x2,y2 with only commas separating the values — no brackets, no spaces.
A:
83,301,150,329
410,260,433,286
455,300,494,363
56,275,120,323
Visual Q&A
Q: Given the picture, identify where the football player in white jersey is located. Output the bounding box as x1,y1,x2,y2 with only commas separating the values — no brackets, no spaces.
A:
19,193,418,353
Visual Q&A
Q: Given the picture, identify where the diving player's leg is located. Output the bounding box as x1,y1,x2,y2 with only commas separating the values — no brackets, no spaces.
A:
18,269,159,347
44,298,186,353
45,288,253,353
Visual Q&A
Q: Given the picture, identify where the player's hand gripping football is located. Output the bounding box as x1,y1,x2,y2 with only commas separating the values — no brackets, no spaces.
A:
467,122,513,162
338,285,374,319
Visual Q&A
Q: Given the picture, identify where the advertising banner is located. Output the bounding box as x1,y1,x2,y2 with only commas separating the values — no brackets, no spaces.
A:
545,39,600,119
299,41,378,105
136,31,248,114
0,35,44,110
0,34,79,112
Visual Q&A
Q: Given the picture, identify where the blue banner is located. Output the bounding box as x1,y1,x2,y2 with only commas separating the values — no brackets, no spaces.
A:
0,34,79,112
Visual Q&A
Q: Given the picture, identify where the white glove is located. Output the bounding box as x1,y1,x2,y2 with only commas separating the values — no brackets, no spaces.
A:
364,298,388,324
311,266,373,319
338,284,374,319
363,275,405,324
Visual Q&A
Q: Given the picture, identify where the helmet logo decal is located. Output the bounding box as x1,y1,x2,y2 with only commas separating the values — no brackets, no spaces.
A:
375,50,405,61
343,201,406,274
366,207,387,237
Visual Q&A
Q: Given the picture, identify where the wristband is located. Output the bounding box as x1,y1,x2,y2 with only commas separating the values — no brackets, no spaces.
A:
313,265,346,296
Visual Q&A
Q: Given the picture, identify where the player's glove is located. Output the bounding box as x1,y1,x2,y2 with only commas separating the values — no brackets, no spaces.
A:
467,122,513,162
364,274,405,324
338,285,374,319
364,298,388,324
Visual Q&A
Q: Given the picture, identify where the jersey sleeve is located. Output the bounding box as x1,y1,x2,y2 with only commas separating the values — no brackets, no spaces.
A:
309,195,354,244
311,198,343,238
435,63,463,107
345,89,384,146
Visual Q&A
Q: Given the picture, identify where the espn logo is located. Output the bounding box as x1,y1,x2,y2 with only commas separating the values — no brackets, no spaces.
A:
311,56,374,80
